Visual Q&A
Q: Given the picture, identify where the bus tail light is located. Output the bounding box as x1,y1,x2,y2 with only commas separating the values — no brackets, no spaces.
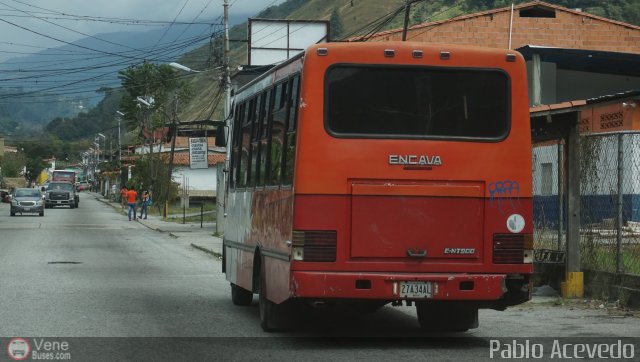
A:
493,234,533,264
292,230,337,262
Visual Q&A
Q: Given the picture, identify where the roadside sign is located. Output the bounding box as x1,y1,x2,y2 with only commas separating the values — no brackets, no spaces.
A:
189,137,208,169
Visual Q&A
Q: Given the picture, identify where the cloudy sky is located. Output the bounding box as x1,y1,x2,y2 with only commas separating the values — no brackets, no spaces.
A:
0,0,285,62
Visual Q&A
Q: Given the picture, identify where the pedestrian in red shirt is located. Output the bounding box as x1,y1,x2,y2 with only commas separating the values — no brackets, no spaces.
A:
126,187,138,221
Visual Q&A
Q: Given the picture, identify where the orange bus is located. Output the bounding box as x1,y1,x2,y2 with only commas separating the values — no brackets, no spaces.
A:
221,41,533,332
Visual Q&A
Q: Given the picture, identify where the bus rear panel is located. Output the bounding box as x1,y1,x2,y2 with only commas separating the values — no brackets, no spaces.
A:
224,41,532,331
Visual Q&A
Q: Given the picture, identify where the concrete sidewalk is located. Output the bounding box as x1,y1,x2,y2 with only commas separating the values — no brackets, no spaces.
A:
89,192,222,256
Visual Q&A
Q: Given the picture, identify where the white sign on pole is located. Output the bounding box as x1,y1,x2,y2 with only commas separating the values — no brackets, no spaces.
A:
189,137,208,169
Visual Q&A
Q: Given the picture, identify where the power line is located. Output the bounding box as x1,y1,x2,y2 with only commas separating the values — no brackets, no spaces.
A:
152,0,191,49
171,0,214,44
4,0,215,25
0,0,144,53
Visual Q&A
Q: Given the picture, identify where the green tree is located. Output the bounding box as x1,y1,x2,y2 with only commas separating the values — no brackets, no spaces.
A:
118,62,189,132
0,152,26,177
118,62,192,213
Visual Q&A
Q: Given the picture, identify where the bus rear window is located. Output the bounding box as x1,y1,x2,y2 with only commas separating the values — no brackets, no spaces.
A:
325,65,510,140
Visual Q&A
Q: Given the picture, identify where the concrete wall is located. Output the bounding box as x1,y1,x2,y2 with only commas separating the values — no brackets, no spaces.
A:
526,60,557,105
171,166,217,196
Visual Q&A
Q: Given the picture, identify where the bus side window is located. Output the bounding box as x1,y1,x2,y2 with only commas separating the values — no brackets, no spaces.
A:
240,98,256,188
234,102,247,189
283,74,300,186
231,102,244,189
250,95,263,188
258,88,273,187
269,81,288,186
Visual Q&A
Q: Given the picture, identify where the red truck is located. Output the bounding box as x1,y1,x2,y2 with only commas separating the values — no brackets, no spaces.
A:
51,170,76,183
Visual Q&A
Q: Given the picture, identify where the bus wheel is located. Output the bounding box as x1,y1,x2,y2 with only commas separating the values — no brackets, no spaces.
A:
416,302,478,332
231,283,253,306
258,264,287,332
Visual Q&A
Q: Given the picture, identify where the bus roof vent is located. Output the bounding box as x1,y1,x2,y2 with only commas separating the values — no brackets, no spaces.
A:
506,54,517,62
440,51,450,60
412,50,423,59
384,49,395,58
316,48,329,56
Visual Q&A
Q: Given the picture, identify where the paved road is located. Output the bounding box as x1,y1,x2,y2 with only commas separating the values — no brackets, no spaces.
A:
0,194,639,361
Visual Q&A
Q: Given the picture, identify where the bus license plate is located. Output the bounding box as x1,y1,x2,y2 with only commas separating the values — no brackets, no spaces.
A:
400,281,433,298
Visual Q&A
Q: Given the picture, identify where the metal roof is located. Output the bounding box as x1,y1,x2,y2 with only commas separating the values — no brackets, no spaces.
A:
517,45,640,77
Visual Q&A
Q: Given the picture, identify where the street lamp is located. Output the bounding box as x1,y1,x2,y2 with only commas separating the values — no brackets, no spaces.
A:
136,96,154,108
96,133,106,162
169,62,203,73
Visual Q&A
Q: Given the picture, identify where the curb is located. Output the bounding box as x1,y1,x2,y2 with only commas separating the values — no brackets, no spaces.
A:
138,220,166,234
190,243,222,258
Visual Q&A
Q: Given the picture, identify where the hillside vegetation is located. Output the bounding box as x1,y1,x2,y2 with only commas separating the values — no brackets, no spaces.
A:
175,0,640,123
11,0,639,145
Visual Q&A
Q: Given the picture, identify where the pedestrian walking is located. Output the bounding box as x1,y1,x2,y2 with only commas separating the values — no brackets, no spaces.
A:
139,190,151,220
120,186,128,210
126,187,138,221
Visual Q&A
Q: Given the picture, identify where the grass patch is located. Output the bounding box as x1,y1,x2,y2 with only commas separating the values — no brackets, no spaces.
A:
582,243,640,275
166,213,216,224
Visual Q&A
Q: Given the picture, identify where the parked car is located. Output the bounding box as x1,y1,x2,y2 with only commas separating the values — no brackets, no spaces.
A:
76,181,91,191
0,189,10,203
10,188,45,216
45,181,79,208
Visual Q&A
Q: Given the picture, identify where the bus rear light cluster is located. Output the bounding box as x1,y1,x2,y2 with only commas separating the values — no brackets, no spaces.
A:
493,233,533,264
292,230,337,262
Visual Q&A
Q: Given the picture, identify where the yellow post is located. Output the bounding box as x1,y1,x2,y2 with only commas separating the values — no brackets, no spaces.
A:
561,272,584,298
164,201,169,220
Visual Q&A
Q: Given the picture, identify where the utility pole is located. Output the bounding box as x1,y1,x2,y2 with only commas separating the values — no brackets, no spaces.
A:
164,97,179,219
219,0,232,234
224,0,231,120
116,111,124,164
402,0,422,41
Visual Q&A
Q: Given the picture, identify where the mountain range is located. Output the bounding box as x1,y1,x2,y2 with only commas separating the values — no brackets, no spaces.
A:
0,13,248,134
2,0,640,137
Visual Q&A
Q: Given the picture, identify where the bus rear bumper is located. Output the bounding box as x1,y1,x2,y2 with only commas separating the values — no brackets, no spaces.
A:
291,272,529,302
